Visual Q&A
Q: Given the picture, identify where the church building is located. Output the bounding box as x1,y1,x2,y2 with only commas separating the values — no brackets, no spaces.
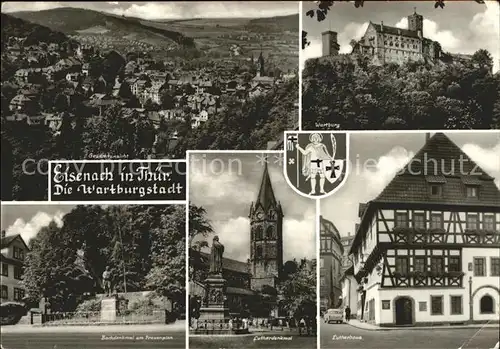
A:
348,133,500,326
250,50,275,98
190,163,286,318
323,9,443,65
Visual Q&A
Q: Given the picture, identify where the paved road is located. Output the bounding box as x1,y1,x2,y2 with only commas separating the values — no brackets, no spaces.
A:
320,322,499,349
190,332,317,349
1,325,185,349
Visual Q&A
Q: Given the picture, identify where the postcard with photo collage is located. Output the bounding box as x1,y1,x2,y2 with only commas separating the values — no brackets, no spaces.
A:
0,1,499,349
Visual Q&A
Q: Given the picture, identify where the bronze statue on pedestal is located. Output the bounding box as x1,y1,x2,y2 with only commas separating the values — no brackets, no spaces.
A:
209,235,224,275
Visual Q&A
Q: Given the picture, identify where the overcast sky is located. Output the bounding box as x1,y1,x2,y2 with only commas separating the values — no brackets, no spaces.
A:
1,1,299,19
321,131,500,238
302,0,500,73
190,152,316,263
1,204,75,242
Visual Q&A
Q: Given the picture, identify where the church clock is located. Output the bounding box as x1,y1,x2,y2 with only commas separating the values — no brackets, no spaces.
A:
248,163,284,291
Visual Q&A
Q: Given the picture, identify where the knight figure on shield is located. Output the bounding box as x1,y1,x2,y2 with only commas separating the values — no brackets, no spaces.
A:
296,133,336,195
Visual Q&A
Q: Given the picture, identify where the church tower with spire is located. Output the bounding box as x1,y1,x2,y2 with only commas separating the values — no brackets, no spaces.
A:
256,49,265,77
248,163,284,291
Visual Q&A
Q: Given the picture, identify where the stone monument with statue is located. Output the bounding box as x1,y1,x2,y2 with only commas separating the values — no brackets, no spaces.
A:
100,265,119,322
194,236,232,334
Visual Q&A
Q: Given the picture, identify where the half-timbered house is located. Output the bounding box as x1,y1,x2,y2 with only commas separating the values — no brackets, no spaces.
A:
349,133,500,326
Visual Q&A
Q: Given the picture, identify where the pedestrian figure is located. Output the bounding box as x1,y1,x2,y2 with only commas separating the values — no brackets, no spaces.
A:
102,266,112,297
345,305,351,322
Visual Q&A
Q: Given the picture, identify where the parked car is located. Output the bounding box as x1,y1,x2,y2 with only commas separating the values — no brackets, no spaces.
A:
324,308,343,324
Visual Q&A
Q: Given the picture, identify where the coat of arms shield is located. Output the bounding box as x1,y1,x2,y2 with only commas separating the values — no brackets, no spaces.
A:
284,132,349,199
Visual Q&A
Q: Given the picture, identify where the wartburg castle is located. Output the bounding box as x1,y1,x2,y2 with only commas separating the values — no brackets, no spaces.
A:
322,10,445,65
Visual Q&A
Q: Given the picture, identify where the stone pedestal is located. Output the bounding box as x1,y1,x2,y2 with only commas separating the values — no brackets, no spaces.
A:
100,296,118,322
194,274,232,334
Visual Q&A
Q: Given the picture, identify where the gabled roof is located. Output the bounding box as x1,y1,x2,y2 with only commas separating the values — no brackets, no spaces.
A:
198,251,249,274
370,22,419,39
1,234,29,251
349,133,500,255
252,76,274,84
320,216,343,253
373,133,500,207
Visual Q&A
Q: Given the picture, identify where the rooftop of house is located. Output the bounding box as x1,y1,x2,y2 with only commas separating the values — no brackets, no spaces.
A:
370,22,420,39
349,132,500,254
252,76,275,84
373,133,500,207
320,215,343,249
1,233,29,251
194,250,250,275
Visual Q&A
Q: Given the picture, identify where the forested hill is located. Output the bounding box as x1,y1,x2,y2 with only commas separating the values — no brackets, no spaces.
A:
302,50,500,130
1,13,72,46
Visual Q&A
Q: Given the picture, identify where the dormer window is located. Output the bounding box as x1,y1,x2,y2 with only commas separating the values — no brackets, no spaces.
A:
466,185,478,198
426,176,446,197
430,184,443,197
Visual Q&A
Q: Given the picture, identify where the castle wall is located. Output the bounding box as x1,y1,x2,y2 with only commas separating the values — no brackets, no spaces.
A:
349,13,442,66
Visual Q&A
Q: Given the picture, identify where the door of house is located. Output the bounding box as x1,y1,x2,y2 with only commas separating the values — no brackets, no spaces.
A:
395,297,413,325
369,299,375,321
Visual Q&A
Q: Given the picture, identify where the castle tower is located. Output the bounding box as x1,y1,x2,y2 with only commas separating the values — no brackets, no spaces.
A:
322,30,340,57
407,8,423,34
257,49,265,77
249,163,284,291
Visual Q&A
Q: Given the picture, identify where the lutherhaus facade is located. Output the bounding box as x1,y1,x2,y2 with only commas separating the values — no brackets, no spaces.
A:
322,10,442,65
349,133,500,326
190,163,285,318
320,216,343,311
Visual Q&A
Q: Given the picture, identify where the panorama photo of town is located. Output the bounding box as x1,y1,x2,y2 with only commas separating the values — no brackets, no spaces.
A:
1,1,299,201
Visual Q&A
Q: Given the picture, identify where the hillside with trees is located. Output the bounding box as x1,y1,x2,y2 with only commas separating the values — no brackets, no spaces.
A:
1,13,79,81
10,7,195,48
1,13,75,48
173,77,298,154
303,50,500,130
